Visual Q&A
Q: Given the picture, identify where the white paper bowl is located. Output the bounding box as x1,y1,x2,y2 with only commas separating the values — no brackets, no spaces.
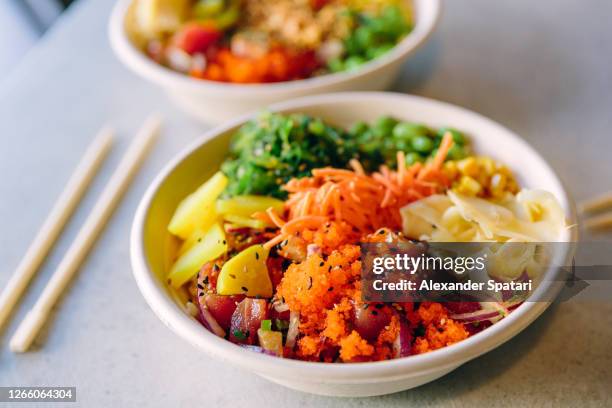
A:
109,0,441,124
130,92,575,396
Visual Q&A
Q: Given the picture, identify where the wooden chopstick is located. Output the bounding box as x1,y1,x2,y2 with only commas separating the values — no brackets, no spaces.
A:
583,212,612,230
0,127,113,333
9,115,161,352
579,192,612,214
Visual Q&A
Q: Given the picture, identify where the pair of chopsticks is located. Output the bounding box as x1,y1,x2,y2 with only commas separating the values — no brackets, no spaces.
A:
579,193,612,230
0,115,161,352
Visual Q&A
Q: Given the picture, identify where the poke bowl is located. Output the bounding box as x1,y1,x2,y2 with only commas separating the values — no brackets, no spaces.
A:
109,0,441,123
130,92,576,396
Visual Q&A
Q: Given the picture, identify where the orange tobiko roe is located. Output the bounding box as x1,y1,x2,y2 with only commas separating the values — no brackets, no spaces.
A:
276,244,470,362
413,303,470,354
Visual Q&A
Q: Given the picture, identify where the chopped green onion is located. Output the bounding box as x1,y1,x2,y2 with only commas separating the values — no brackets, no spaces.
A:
260,319,272,331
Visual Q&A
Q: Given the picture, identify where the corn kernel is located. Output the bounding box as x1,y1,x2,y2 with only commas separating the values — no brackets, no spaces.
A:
476,157,496,175
457,157,479,177
456,175,482,196
489,172,507,197
443,161,459,180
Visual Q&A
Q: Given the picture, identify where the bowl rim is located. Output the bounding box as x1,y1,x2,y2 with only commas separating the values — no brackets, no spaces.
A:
109,0,442,96
130,92,577,382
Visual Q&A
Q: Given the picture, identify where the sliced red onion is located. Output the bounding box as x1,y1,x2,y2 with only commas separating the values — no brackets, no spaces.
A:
285,311,300,348
200,306,226,338
449,310,502,323
393,317,412,358
166,47,192,73
239,345,277,356
191,53,207,72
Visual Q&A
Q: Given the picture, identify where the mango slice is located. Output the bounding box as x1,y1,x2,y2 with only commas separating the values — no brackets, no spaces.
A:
216,245,272,297
168,223,227,288
168,171,227,239
216,195,284,218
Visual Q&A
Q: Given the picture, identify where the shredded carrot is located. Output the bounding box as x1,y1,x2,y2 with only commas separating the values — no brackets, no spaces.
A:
263,234,286,250
281,216,327,235
266,207,286,228
252,211,272,223
433,132,454,170
349,159,365,175
264,136,454,250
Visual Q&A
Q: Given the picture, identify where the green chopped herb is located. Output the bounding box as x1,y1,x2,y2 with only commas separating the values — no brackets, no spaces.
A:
260,319,272,331
233,330,247,340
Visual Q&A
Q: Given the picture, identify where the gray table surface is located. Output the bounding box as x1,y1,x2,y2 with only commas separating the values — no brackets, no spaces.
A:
1,0,610,406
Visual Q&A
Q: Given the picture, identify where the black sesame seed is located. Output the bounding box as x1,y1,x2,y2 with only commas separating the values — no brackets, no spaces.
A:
255,252,259,260
229,274,237,279
375,304,384,309
213,264,220,272
319,261,324,267
241,286,248,292
197,284,204,290
379,230,385,235
328,287,334,292
371,310,379,316
203,276,209,285
222,240,227,245
328,266,332,272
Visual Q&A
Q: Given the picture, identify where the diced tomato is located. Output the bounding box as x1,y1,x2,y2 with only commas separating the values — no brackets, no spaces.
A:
266,256,285,288
202,294,245,331
197,261,222,290
229,298,268,345
353,303,391,342
268,307,290,321
202,47,320,84
173,23,222,55
445,301,481,315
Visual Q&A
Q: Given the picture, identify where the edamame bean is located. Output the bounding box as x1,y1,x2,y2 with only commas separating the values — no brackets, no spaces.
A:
412,135,434,153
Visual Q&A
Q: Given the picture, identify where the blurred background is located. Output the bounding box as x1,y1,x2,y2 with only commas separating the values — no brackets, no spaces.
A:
0,0,75,77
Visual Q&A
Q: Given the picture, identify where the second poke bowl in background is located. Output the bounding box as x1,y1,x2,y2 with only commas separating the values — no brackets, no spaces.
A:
109,0,441,123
